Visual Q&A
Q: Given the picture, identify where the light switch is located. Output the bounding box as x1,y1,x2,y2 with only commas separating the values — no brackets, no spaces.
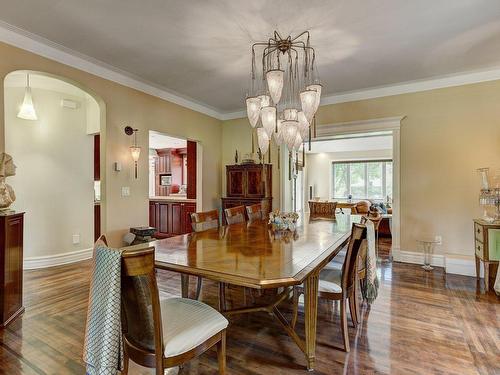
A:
121,186,130,197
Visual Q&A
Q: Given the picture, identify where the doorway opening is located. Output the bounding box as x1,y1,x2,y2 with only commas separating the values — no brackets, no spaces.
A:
148,131,201,238
4,70,105,268
281,117,403,258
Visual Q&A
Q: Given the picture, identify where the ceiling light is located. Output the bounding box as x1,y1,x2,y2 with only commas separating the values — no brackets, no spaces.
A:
17,73,38,121
245,30,322,155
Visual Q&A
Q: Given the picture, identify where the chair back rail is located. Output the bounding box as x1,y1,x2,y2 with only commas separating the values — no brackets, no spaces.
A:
121,247,164,370
246,203,263,222
191,209,220,232
341,223,367,292
224,205,246,225
309,201,337,219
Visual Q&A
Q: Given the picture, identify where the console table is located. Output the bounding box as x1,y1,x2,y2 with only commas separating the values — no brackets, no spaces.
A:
0,211,25,327
473,219,500,291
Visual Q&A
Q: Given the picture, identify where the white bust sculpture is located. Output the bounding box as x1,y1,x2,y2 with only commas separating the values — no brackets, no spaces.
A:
0,153,16,211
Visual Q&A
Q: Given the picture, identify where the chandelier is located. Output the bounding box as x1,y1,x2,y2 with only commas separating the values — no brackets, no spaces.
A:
245,30,322,164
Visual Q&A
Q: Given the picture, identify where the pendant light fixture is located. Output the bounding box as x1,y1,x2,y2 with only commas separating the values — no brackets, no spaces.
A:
245,30,322,162
17,73,38,121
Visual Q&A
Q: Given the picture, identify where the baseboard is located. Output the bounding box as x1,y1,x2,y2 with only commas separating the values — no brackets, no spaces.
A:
445,255,483,277
392,249,445,268
393,249,482,277
24,248,93,270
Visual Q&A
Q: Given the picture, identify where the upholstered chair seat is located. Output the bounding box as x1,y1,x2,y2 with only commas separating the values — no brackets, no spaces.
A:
160,298,228,357
318,268,343,294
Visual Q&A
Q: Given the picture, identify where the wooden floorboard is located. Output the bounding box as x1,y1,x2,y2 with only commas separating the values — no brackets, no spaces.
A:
0,238,498,374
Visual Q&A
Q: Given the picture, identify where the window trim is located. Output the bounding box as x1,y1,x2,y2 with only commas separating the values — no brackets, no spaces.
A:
332,159,393,201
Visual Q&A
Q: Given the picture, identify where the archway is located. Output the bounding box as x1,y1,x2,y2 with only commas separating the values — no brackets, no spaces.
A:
3,70,106,268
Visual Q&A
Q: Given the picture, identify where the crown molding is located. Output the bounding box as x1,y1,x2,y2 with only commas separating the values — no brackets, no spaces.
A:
0,21,223,120
3,20,500,123
220,67,500,120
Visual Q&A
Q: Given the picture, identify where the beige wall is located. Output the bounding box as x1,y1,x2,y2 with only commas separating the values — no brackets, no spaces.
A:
0,42,223,246
222,81,500,257
5,85,95,257
305,149,393,201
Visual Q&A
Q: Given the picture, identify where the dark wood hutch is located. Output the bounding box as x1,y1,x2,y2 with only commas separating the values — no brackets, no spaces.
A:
221,163,272,222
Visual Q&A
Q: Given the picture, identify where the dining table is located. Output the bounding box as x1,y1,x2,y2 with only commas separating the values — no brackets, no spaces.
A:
148,213,358,371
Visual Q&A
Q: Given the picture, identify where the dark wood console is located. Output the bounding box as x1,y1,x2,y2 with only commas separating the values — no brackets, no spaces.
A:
0,212,24,328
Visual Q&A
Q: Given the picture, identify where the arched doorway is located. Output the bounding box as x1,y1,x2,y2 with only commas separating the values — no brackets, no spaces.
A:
3,70,106,268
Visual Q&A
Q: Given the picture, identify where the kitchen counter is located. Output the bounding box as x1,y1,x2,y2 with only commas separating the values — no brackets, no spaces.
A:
149,196,196,203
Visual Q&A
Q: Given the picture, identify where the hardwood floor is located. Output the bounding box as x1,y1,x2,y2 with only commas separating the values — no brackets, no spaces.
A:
0,239,498,375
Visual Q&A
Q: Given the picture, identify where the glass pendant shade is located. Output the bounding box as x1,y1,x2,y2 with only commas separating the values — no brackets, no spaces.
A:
266,69,284,104
297,111,309,138
273,119,284,145
258,94,271,108
17,85,37,121
293,133,303,151
246,96,261,128
257,128,270,154
306,83,322,113
284,108,298,121
282,120,299,150
300,89,317,122
130,146,141,162
260,106,276,138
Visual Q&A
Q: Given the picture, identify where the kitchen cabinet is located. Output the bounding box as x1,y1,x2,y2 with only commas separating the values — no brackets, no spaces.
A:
149,200,196,238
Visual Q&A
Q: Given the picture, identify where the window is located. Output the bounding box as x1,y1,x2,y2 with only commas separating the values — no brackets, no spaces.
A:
333,160,393,201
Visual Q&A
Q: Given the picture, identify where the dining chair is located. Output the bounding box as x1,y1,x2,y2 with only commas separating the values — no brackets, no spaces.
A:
120,247,228,375
354,200,371,215
309,201,337,219
224,205,246,225
191,209,220,232
292,223,367,352
246,203,264,221
187,209,221,300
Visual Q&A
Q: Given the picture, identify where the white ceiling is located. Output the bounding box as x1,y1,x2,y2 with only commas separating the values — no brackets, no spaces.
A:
307,135,392,154
1,0,500,115
149,131,186,150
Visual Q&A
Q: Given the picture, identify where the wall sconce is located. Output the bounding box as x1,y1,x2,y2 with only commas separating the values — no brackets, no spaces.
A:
124,126,140,179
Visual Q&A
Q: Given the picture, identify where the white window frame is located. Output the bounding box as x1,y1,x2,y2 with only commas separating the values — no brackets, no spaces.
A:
332,159,393,201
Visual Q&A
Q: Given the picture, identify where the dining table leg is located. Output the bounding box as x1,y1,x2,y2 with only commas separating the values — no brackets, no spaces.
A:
304,272,319,371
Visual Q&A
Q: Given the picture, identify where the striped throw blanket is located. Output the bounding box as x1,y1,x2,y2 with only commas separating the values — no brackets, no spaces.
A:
361,220,379,304
83,244,124,375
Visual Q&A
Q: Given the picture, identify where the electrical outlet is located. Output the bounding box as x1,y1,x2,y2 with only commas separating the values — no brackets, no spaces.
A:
72,234,80,245
121,186,130,197
435,235,442,245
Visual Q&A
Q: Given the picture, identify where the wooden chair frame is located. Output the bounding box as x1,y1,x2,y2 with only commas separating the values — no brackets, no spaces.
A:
184,209,221,300
291,223,367,352
245,203,264,222
120,247,226,375
224,205,246,225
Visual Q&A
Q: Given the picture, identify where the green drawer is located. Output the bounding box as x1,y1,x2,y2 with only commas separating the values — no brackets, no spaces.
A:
488,228,500,261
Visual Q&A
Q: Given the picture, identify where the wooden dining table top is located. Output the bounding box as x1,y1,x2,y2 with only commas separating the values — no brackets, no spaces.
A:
134,214,359,289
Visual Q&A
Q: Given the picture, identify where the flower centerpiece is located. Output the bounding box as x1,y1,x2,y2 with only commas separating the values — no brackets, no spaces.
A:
268,210,299,232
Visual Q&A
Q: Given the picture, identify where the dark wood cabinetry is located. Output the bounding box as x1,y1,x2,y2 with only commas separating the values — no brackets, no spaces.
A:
0,212,24,328
149,200,196,238
222,164,273,222
226,164,272,198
